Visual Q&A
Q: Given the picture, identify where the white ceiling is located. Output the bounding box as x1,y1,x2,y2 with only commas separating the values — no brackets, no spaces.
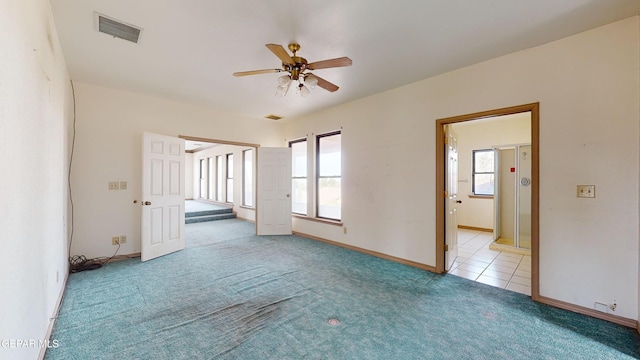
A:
50,0,639,122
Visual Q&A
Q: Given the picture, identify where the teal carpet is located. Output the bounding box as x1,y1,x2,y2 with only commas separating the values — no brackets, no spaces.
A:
46,220,640,359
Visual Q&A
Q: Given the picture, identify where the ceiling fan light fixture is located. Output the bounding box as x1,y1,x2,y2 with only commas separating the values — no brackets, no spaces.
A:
277,74,291,86
304,74,318,89
298,83,311,97
275,81,291,97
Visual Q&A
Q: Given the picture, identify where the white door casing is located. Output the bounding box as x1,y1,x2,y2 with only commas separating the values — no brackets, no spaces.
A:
141,132,186,261
445,125,459,271
257,147,292,235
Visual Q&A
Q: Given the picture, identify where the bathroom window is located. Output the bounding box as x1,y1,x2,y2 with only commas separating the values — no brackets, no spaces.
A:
472,149,494,196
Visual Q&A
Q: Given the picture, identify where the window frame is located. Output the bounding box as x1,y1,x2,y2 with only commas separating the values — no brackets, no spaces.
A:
207,157,215,200
472,149,495,196
316,130,342,221
226,153,233,203
242,149,253,207
216,155,223,202
289,138,308,216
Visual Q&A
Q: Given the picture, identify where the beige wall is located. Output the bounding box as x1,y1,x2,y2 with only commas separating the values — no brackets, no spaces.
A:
70,82,282,259
0,1,72,359
284,17,640,320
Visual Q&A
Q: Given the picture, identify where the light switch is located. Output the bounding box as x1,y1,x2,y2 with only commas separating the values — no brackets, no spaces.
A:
119,181,127,190
577,185,595,198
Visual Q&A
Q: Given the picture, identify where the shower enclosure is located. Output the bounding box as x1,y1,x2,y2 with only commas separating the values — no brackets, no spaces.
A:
492,144,532,252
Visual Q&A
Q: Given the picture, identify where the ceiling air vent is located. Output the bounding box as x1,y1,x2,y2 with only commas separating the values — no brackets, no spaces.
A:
95,13,142,44
265,114,283,121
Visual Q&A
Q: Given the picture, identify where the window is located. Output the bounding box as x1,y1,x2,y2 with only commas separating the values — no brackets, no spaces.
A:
290,139,307,215
316,131,341,220
243,149,253,207
226,154,233,203
199,159,205,198
216,155,223,202
473,149,494,196
207,158,214,200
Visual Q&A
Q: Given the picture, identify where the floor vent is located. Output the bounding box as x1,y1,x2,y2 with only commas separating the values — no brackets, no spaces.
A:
95,13,142,44
328,318,340,326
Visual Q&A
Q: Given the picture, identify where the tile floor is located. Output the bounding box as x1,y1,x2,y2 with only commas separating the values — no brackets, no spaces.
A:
449,229,532,296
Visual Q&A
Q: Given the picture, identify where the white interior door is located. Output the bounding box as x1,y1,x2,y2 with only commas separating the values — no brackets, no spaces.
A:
445,125,459,271
257,147,292,235
141,132,186,261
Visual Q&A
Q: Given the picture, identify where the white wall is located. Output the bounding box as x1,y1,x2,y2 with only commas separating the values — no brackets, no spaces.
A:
191,144,257,222
185,152,194,199
70,83,282,259
284,17,640,320
0,1,71,359
452,113,531,229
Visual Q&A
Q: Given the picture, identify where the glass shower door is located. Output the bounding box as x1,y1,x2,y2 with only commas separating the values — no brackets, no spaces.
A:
516,145,532,249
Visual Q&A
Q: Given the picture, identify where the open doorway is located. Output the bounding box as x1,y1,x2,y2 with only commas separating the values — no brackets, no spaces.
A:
435,103,540,300
181,135,260,232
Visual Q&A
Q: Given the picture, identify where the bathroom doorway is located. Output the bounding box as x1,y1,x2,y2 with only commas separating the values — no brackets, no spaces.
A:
435,103,539,300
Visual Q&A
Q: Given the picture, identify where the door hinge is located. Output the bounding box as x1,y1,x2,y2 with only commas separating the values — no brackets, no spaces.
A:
445,244,449,252
444,135,449,145
444,191,448,198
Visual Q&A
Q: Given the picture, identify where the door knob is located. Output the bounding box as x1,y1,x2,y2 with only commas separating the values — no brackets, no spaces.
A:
456,200,462,204
286,194,290,198
144,201,151,205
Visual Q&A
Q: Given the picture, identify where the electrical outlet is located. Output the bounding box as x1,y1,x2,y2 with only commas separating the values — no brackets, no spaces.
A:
594,300,617,313
119,181,127,190
119,235,127,244
112,236,120,245
109,182,119,190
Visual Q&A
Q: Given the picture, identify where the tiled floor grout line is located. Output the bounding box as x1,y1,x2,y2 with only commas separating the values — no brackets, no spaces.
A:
450,229,532,295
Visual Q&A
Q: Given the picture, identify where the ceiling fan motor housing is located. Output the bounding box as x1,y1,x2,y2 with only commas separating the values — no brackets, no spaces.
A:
284,56,307,80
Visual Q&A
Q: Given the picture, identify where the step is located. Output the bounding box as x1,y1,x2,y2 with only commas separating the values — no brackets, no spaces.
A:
185,212,236,224
185,208,233,218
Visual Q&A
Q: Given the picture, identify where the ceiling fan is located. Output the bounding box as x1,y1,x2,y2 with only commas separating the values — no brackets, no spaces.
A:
233,43,352,97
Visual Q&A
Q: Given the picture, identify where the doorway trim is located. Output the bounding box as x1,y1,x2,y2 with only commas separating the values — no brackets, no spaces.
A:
435,103,540,300
179,135,260,149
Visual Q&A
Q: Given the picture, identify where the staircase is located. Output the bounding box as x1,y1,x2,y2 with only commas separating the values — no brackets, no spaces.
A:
185,201,236,224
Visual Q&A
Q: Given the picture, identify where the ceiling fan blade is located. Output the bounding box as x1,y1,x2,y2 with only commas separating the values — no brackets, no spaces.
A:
307,57,352,70
233,69,281,77
265,44,294,65
313,74,340,92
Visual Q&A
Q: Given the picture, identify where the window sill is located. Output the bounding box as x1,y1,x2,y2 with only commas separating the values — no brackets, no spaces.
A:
468,194,494,199
239,205,255,210
292,214,343,227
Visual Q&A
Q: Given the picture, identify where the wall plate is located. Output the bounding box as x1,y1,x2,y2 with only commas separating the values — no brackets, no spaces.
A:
577,185,595,198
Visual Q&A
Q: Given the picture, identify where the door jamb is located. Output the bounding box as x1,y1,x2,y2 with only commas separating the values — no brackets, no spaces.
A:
435,103,540,300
